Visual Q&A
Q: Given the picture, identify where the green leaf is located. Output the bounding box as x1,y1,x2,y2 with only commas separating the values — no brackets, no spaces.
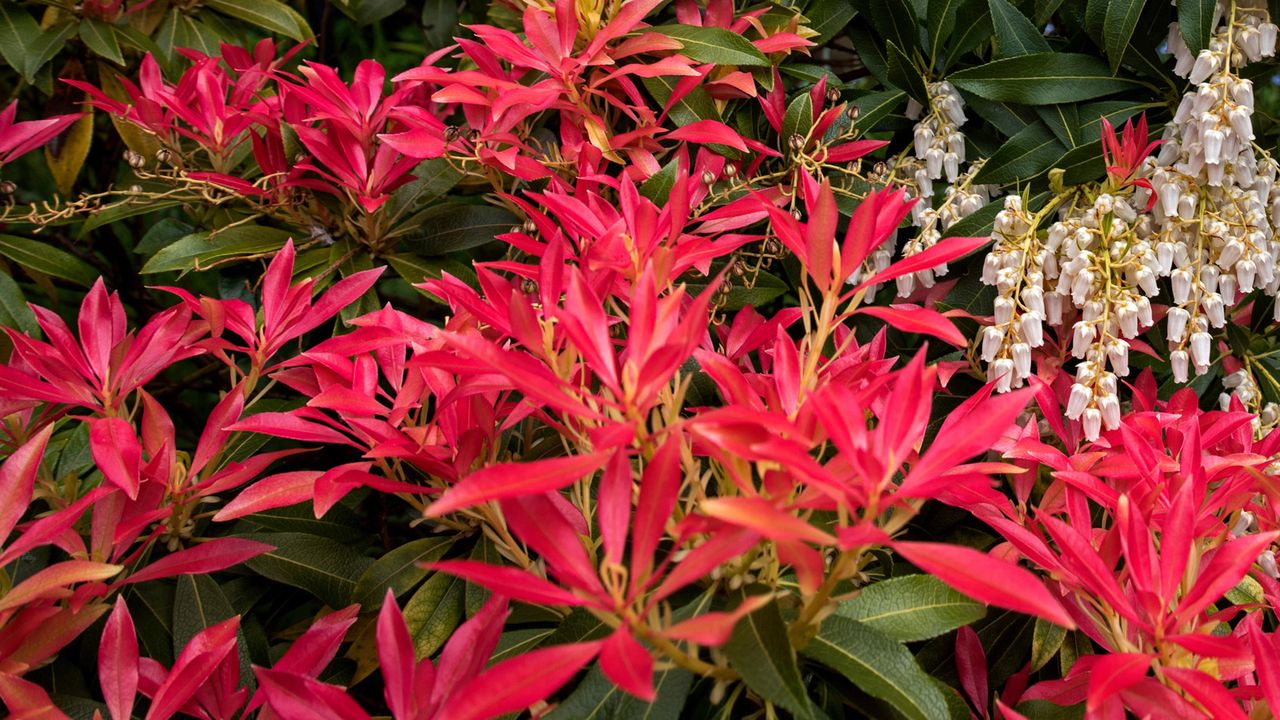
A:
853,90,908,131
548,663,695,720
1178,0,1216,54
385,253,475,291
128,582,175,666
685,269,788,311
1015,699,1086,720
945,0,993,66
639,159,679,203
926,0,962,64
782,93,815,142
949,53,1142,104
650,25,769,66
836,575,987,643
0,271,37,336
724,596,813,719
204,0,312,40
392,203,516,255
239,532,373,608
23,22,75,83
0,5,40,81
355,0,406,24
1030,617,1067,672
849,24,891,86
1035,104,1083,147
806,0,857,44
173,574,253,688
1104,0,1147,71
973,121,1065,185
79,19,124,65
0,235,98,287
886,41,929,105
803,616,948,720
1226,575,1265,606
387,158,464,220
643,75,721,127
866,0,920,55
401,571,464,659
140,226,293,274
351,537,456,610
988,0,1051,56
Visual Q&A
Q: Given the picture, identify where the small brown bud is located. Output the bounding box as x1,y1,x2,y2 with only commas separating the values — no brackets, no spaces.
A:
155,147,174,164
701,170,717,186
847,104,860,121
873,161,888,176
730,260,746,277
128,184,143,193
522,218,537,233
521,278,537,295
723,163,738,178
444,125,460,142
0,180,15,195
791,208,803,220
826,87,842,104
787,133,806,153
123,150,146,168
764,238,781,255
294,153,308,165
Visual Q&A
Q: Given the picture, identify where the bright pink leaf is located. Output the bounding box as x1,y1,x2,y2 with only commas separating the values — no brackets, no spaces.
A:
99,597,138,720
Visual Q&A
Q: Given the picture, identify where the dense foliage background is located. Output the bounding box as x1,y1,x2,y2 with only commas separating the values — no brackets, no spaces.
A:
4,0,1280,719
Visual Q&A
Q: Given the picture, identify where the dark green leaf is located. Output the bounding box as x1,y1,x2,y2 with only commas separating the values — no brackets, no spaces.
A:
355,0,405,24
950,53,1142,104
806,0,857,44
973,121,1066,184
643,75,721,126
988,0,1051,56
887,41,929,104
836,575,987,643
140,226,293,274
1178,0,1216,54
945,0,994,66
802,616,949,720
1035,104,1083,147
79,19,124,65
239,532,373,608
725,597,812,719
867,0,920,55
783,93,815,142
1015,699,1085,720
852,90,907,131
24,22,75,82
926,0,962,65
0,235,98,287
847,24,891,85
639,159,679,203
387,158,464,219
402,571,464,659
385,253,475,292
173,574,253,688
204,0,312,40
0,271,37,335
1030,617,1068,671
685,269,787,310
1104,0,1148,71
0,5,39,81
549,663,695,720
352,537,456,610
393,203,515,255
650,25,769,66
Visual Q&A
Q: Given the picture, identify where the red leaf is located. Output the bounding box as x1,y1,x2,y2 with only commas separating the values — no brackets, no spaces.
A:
1176,531,1280,623
900,387,1033,496
0,560,122,612
1161,667,1246,720
99,597,138,720
599,630,654,701
377,590,416,720
630,436,683,587
598,450,631,566
437,641,600,720
212,471,321,521
666,120,748,152
89,417,142,500
426,560,588,607
893,542,1075,628
254,668,372,720
118,538,273,585
226,413,354,446
0,425,53,544
661,594,772,646
1085,653,1151,712
426,451,611,517
856,235,991,291
955,626,988,717
1249,624,1280,710
0,672,71,720
855,305,965,346
699,497,835,545
146,617,240,720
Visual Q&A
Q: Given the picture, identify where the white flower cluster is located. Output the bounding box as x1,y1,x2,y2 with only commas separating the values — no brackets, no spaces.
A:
906,81,967,199
981,193,1154,440
1156,1,1280,391
896,164,995,297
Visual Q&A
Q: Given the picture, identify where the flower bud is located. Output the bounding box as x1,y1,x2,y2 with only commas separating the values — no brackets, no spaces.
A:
1190,331,1212,367
1167,307,1190,342
992,358,1014,392
1011,342,1032,379
1172,268,1193,303
1098,394,1121,430
1082,407,1103,442
1107,340,1130,377
1171,349,1190,383
981,326,1004,362
1067,384,1091,419
1021,313,1044,347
